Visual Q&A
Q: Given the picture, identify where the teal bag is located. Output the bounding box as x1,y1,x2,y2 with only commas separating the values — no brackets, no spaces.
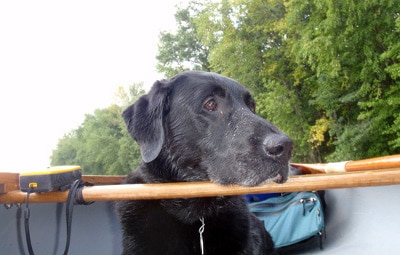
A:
248,191,325,248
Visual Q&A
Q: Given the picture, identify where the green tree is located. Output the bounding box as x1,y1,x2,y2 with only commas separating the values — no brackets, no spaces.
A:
195,0,265,92
50,128,82,166
50,83,145,175
157,2,211,78
285,0,400,160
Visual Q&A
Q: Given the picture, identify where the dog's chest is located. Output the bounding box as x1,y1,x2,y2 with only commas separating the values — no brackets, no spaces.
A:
140,210,248,255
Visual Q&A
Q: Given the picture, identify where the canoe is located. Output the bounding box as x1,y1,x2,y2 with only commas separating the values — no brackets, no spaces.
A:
1,167,400,254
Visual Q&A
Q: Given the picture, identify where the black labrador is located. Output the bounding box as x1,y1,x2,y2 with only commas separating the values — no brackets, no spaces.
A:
116,71,293,255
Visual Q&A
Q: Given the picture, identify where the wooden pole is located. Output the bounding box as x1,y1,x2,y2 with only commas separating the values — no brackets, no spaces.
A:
1,168,400,204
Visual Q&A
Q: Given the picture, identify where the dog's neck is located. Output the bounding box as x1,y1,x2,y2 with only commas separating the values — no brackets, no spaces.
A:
159,197,220,224
143,160,210,183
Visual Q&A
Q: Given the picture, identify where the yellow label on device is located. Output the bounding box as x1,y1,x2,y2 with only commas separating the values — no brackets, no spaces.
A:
20,166,81,176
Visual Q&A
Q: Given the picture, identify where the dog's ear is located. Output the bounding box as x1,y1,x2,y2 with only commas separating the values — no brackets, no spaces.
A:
122,80,172,163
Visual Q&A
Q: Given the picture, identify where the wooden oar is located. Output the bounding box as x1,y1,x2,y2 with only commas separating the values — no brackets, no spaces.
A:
290,154,400,174
1,168,400,204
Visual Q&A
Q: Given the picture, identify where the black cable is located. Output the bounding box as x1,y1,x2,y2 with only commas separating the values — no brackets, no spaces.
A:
24,188,35,255
24,180,93,255
63,180,79,255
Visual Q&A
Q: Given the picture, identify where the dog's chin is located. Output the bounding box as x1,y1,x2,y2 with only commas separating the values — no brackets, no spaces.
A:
212,171,288,187
272,173,288,184
237,169,289,187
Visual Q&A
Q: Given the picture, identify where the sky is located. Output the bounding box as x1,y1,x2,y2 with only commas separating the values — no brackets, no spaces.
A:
0,0,185,172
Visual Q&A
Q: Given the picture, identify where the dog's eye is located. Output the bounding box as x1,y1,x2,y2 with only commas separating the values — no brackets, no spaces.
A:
249,103,255,113
244,93,256,113
204,98,217,111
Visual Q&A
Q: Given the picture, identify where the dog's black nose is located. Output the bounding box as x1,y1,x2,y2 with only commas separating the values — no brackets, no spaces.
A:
263,134,293,161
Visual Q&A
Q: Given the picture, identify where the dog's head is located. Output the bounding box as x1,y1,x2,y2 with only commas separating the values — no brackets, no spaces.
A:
123,71,293,186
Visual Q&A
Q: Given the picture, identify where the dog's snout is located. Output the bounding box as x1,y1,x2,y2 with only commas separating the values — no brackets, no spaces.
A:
263,134,293,160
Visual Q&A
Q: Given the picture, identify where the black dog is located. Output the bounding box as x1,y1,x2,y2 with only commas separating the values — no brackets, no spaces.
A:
116,71,293,255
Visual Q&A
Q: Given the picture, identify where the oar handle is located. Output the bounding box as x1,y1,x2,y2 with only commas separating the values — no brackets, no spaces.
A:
291,154,400,174
290,162,345,174
346,155,400,171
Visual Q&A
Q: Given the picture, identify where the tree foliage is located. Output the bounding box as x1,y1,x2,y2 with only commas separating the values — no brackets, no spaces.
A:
157,0,400,162
284,0,400,160
50,83,145,175
156,2,211,77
